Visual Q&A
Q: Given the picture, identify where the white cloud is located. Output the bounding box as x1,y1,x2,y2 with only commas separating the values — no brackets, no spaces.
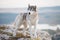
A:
0,0,60,8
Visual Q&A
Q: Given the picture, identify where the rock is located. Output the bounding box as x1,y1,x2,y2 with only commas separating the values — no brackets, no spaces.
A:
0,30,13,36
16,32,24,37
16,32,30,38
9,36,19,40
0,26,6,30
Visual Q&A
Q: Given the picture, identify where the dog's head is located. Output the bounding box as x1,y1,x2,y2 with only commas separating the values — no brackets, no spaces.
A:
28,4,37,11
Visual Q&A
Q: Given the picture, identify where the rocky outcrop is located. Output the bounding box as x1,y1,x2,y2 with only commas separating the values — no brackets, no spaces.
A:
0,25,52,40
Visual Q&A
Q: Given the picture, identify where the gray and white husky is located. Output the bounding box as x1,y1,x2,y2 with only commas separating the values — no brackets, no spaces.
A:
27,4,39,38
13,4,38,38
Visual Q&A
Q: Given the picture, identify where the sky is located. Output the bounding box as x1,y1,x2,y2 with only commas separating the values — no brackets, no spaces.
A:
0,0,60,8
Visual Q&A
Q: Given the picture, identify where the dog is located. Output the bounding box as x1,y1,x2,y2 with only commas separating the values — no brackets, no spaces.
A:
13,12,30,36
12,4,38,37
27,4,39,38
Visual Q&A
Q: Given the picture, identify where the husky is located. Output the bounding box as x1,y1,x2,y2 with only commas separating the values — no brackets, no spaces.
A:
27,4,39,38
13,12,30,36
12,4,38,37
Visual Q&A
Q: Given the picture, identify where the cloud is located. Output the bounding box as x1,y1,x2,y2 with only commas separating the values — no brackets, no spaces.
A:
0,0,60,8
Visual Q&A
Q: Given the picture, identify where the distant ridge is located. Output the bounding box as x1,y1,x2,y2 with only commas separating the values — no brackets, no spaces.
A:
39,6,60,10
0,6,60,13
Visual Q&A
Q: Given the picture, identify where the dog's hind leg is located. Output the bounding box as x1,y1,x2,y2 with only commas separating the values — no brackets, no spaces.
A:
13,22,22,36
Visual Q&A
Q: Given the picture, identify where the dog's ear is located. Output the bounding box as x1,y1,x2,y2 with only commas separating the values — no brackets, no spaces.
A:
28,4,30,7
28,4,30,10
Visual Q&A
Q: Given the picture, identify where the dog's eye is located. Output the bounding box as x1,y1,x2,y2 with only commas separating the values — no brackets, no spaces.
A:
29,12,30,15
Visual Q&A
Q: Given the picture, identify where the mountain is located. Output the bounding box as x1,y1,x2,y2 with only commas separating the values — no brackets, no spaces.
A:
0,6,60,13
39,6,60,10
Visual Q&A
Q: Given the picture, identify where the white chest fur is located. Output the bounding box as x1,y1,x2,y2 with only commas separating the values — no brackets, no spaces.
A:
28,11,38,25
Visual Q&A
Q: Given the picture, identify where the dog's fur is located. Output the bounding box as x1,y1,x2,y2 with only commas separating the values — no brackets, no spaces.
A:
14,13,28,28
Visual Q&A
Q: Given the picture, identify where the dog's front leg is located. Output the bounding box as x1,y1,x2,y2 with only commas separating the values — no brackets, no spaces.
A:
29,22,33,38
34,22,37,38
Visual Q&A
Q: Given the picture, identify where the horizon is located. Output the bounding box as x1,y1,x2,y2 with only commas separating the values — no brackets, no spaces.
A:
0,6,60,13
0,5,60,8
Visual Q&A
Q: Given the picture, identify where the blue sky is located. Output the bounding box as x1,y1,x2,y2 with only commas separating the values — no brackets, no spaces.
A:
0,0,60,8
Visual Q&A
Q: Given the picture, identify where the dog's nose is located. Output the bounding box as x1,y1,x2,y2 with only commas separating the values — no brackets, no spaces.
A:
29,12,30,15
